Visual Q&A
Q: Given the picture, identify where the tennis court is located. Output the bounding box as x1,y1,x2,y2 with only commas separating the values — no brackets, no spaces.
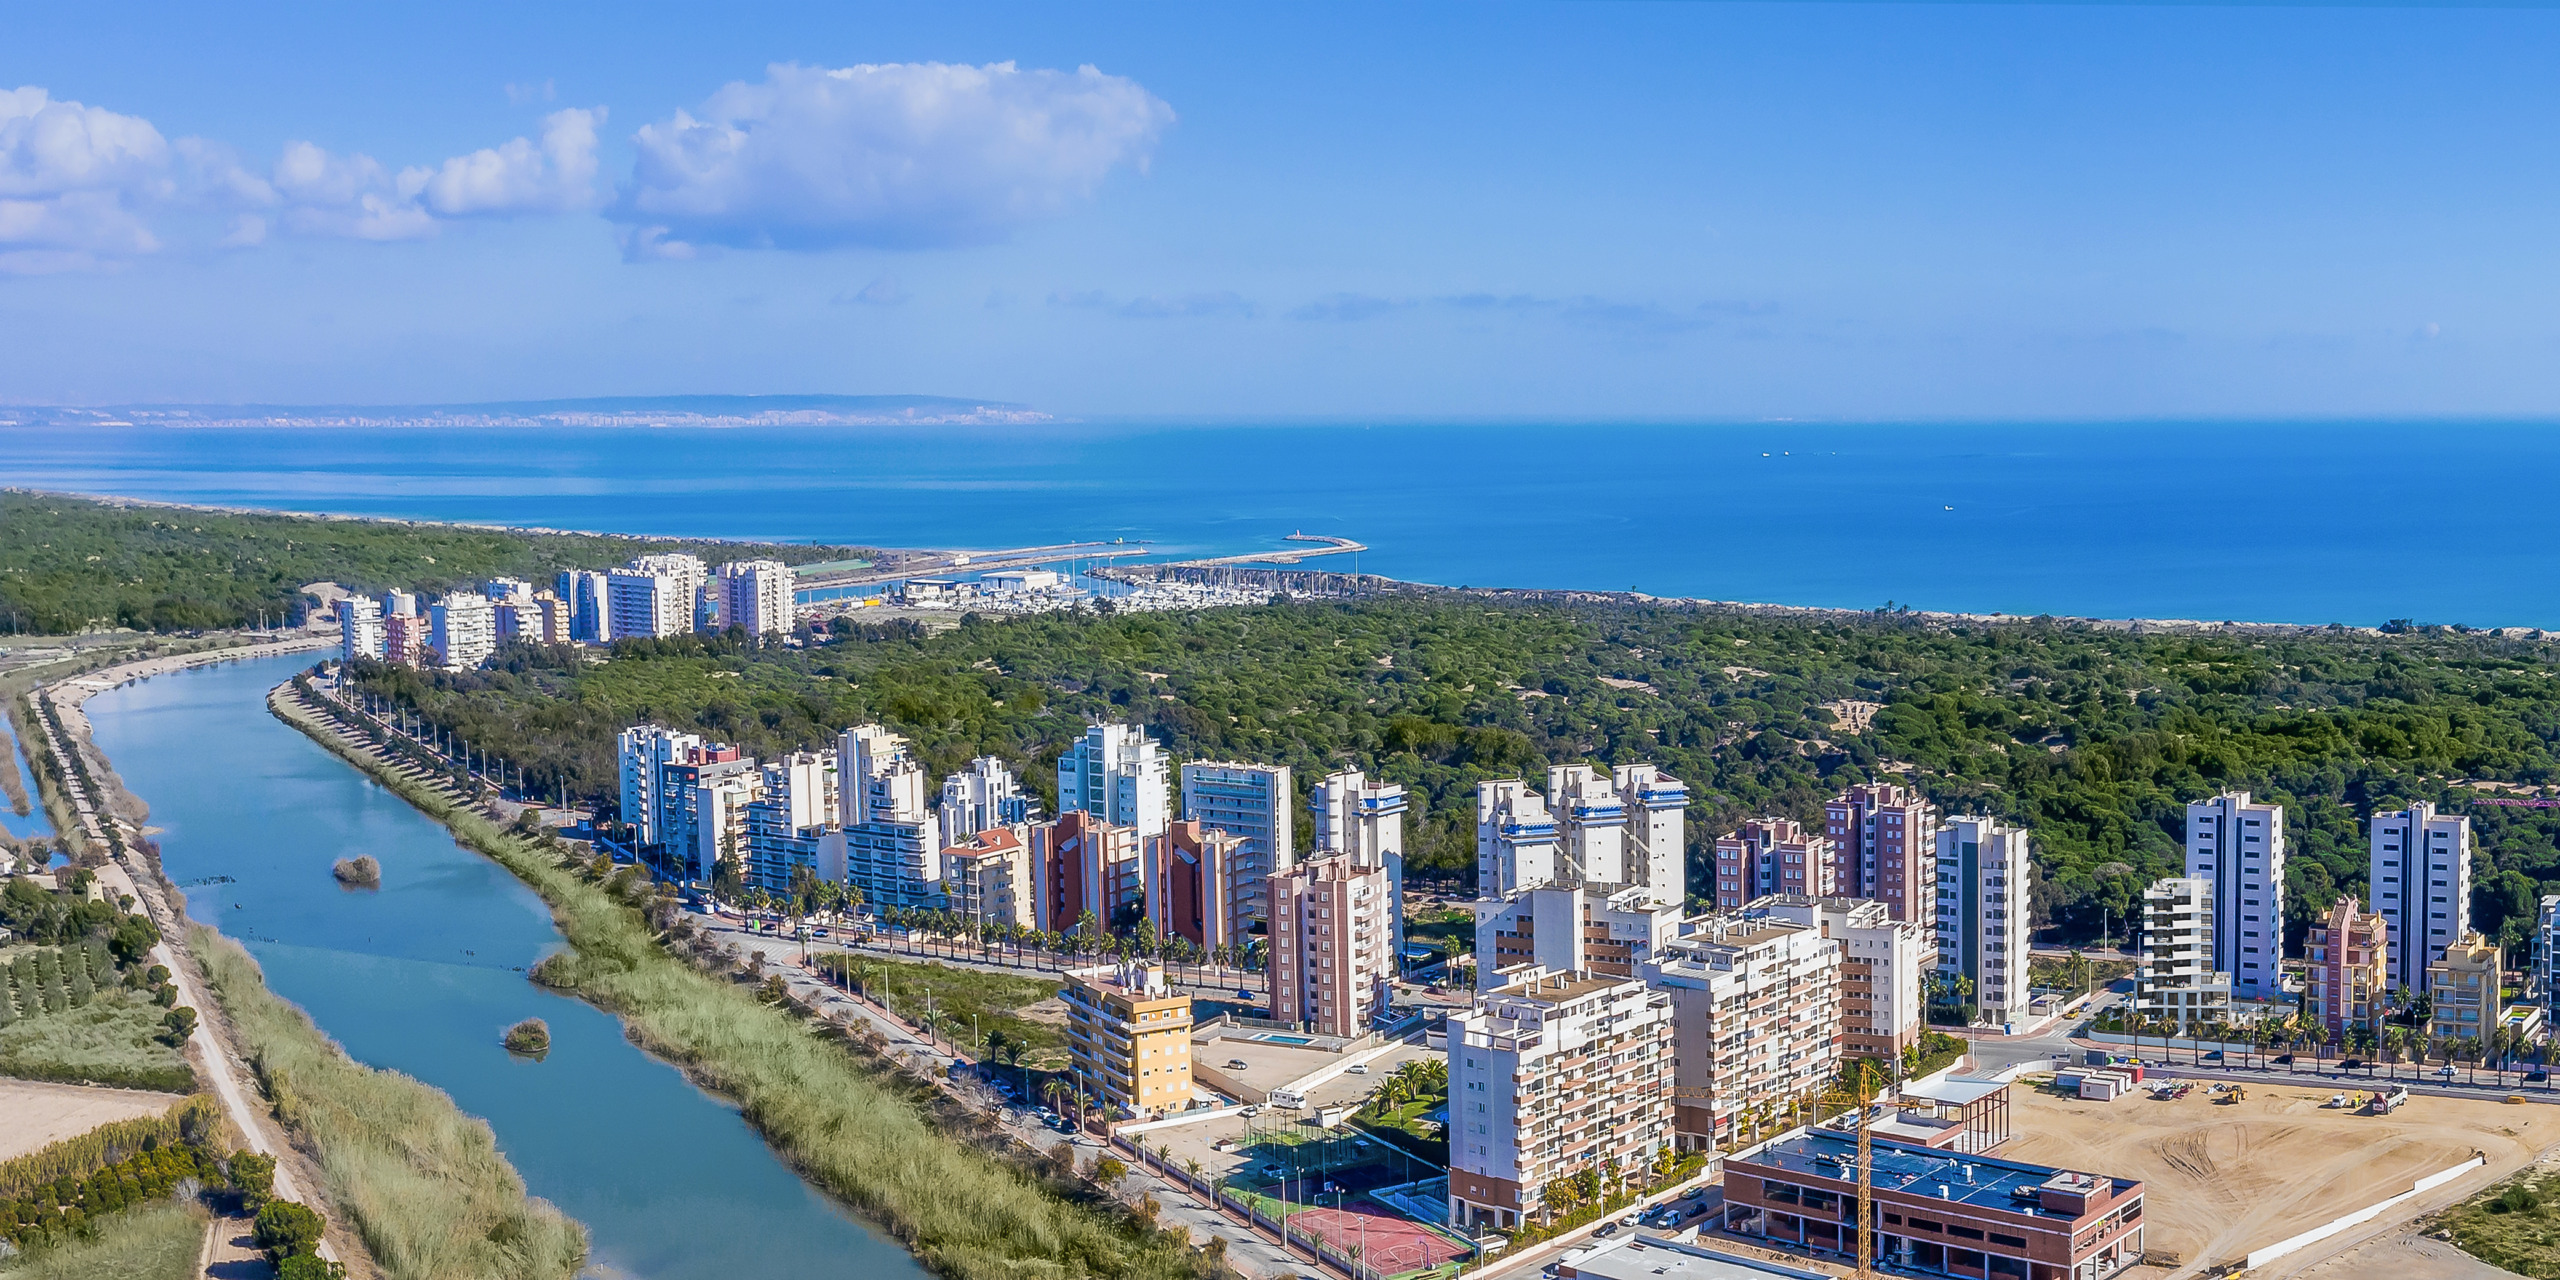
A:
1283,1200,1471,1279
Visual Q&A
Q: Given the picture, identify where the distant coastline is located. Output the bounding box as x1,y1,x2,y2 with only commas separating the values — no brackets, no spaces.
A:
0,393,1053,430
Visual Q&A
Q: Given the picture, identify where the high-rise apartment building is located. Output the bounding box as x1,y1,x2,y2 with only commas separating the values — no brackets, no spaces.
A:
712,559,796,636
2426,932,2501,1043
1473,884,1682,988
2185,791,2286,1001
1145,820,1250,952
743,753,832,895
1711,817,1835,910
1268,851,1395,1036
1824,782,1937,924
1756,895,1927,1060
1312,768,1409,938
1058,723,1170,845
2134,877,2229,1035
1547,764,1629,887
1032,810,1140,933
618,724,704,845
1447,968,1674,1231
382,609,422,667
1612,763,1689,907
1642,911,1841,1148
606,568,695,640
1063,963,1193,1120
1477,780,1560,895
657,752,758,884
1935,815,2033,1026
483,577,536,608
340,595,385,663
2371,801,2474,993
939,756,1038,847
825,725,939,909
427,592,495,671
2540,896,2560,1021
557,570,612,641
2308,895,2388,1040
1181,761,1294,939
530,590,572,644
628,553,708,626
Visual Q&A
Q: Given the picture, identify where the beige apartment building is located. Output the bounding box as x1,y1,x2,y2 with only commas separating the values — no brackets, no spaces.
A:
1447,968,1675,1231
2427,932,2501,1045
1758,895,1927,1060
1063,963,1194,1119
1641,911,1842,1148
1268,851,1396,1037
942,826,1034,930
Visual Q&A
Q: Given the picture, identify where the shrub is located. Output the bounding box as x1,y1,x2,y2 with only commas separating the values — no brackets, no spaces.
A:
502,1019,549,1055
254,1198,327,1260
228,1151,276,1211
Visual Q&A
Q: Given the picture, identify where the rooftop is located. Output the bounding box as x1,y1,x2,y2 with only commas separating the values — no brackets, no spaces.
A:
1901,1077,2009,1107
1561,1238,1826,1280
1734,1130,2134,1217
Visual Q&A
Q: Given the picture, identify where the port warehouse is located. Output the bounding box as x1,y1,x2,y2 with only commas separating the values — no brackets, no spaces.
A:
1720,1128,2144,1280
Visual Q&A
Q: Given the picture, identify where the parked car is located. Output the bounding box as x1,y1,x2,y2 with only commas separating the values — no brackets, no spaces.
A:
2202,1050,2223,1062
1619,1212,1642,1226
2438,1065,2459,1079
1347,1064,1368,1074
2272,1054,2294,1065
2529,1070,2550,1084
1237,989,1257,999
1228,1059,1251,1070
1595,1224,1622,1238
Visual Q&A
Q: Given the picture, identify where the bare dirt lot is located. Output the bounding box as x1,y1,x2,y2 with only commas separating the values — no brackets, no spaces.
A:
0,1077,189,1161
2005,1080,2560,1275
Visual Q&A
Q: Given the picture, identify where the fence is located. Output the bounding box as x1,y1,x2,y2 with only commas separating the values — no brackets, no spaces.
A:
2241,1156,2485,1270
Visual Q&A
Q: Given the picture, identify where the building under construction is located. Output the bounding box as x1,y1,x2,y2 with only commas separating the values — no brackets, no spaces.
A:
1721,1129,2144,1280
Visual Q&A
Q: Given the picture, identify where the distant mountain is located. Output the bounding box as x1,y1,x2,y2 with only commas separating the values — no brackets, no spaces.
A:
9,394,1050,428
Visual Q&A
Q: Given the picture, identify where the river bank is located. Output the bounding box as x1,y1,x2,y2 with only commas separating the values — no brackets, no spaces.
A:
18,634,578,1278
270,677,1207,1280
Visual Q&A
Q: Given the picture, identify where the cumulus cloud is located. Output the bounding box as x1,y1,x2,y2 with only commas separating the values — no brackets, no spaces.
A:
0,86,604,271
613,61,1172,259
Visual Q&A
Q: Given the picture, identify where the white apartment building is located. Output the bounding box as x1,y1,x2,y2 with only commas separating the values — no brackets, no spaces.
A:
1642,912,1842,1148
1612,763,1689,907
1058,723,1171,844
743,754,832,895
940,756,1039,847
617,725,704,847
1181,761,1294,940
712,559,796,636
2540,895,2560,1020
1548,764,1630,887
340,595,385,663
628,552,708,625
2135,877,2231,1034
828,724,941,908
1475,883,1683,989
482,577,536,608
1825,782,1938,926
1935,815,2033,1026
1448,968,1675,1231
1312,768,1409,938
944,826,1034,930
427,592,496,671
1756,895,1927,1061
2186,791,2286,1001
1478,780,1562,896
2371,801,2474,993
1269,851,1395,1036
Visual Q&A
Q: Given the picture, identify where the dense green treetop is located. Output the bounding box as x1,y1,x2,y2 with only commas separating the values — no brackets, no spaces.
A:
0,491,877,634
350,599,2560,955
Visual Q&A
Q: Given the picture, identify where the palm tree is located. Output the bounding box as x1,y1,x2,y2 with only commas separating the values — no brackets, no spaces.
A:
1184,1156,1204,1190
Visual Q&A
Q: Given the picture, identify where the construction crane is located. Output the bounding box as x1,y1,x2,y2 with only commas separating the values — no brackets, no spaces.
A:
1818,1060,1881,1280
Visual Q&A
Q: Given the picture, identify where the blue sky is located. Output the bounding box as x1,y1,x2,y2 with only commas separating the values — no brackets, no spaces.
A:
4,1,2558,418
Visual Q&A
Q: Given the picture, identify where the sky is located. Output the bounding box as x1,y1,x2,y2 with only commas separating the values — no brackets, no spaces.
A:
5,1,2560,420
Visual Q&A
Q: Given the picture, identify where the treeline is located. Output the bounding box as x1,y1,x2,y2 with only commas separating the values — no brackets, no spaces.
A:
345,597,2560,954
0,492,876,634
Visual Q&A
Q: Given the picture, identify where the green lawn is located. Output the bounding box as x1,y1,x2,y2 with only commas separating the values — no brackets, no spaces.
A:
819,952,1071,1070
0,1199,206,1280
0,988,193,1092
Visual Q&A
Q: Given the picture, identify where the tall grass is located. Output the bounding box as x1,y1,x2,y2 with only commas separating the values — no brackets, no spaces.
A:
0,1094,217,1198
0,1199,206,1280
193,930,587,1280
277,689,1204,1280
0,988,193,1092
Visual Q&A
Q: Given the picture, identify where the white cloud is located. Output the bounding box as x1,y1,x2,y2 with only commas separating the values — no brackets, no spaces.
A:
418,107,604,217
0,87,172,271
613,61,1172,259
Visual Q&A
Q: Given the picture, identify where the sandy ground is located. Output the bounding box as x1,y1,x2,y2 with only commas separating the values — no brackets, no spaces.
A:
2284,1228,2524,1280
0,1077,191,1161
2004,1081,2560,1275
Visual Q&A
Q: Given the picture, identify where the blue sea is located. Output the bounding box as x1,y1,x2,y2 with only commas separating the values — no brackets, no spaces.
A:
5,418,2557,627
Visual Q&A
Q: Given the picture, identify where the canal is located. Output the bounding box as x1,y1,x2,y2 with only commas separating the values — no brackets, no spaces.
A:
87,652,931,1280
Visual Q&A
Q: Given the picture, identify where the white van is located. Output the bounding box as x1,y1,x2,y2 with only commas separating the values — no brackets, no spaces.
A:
1269,1088,1307,1109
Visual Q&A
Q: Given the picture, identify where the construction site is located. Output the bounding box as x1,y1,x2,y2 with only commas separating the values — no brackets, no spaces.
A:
2004,1076,2560,1276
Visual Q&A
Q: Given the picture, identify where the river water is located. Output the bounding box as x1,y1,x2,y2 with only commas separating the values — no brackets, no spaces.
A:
86,652,930,1280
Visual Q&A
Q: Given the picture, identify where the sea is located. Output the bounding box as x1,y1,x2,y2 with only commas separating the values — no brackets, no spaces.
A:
6,418,2558,628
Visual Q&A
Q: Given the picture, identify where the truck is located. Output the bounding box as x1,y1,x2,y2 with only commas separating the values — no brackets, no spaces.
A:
2370,1086,2410,1115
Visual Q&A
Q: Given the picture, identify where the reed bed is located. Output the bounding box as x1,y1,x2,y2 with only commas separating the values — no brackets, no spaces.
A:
0,1199,207,1280
0,1094,217,1199
277,690,1204,1280
193,930,587,1280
